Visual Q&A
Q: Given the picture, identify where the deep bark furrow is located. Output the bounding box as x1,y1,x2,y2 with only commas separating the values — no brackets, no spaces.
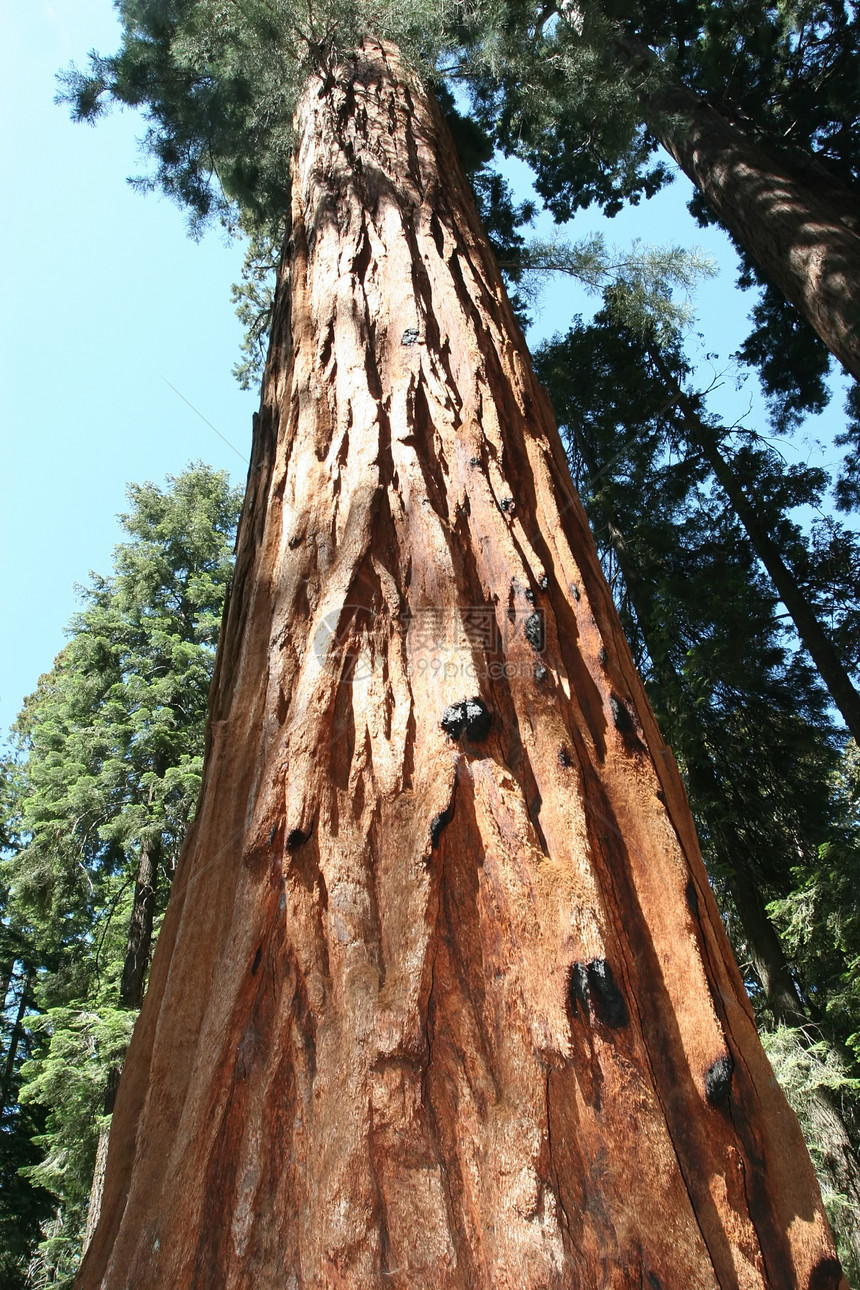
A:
79,40,845,1290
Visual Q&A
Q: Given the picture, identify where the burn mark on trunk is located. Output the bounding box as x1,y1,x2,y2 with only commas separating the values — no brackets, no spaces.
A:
430,806,453,849
568,961,590,1019
609,693,646,753
524,610,545,652
704,1053,734,1107
609,693,633,734
588,959,629,1029
440,704,467,740
440,697,492,743
567,958,629,1030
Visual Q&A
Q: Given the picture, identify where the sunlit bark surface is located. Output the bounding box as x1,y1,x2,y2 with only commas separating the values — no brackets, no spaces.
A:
78,39,845,1290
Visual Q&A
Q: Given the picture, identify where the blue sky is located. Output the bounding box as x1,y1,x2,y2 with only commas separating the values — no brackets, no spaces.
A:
1,2,256,735
0,1,848,738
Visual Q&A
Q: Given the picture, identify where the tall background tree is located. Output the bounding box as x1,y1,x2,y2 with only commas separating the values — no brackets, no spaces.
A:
462,0,860,413
0,465,240,1285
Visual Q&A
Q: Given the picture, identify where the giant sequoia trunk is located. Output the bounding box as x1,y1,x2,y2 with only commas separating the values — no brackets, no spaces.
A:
78,41,845,1289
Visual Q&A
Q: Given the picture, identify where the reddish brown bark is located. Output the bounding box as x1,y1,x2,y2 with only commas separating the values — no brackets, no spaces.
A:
82,1068,121,1259
77,40,845,1290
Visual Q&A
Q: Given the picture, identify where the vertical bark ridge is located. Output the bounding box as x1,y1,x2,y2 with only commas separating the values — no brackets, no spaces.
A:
79,39,844,1290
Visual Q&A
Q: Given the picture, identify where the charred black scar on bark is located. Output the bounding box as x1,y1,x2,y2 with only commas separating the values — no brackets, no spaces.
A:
440,697,492,742
705,1052,734,1107
430,806,453,848
568,958,629,1030
609,693,646,752
524,611,545,652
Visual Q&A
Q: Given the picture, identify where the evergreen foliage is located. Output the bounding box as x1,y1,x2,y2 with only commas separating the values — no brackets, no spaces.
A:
835,381,860,512
761,1025,860,1273
56,0,470,232
1,759,53,1290
0,466,240,1284
769,743,860,1066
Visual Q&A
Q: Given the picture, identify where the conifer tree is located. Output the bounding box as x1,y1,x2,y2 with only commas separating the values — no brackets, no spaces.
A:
0,757,53,1290
58,7,847,1286
1,465,240,1283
